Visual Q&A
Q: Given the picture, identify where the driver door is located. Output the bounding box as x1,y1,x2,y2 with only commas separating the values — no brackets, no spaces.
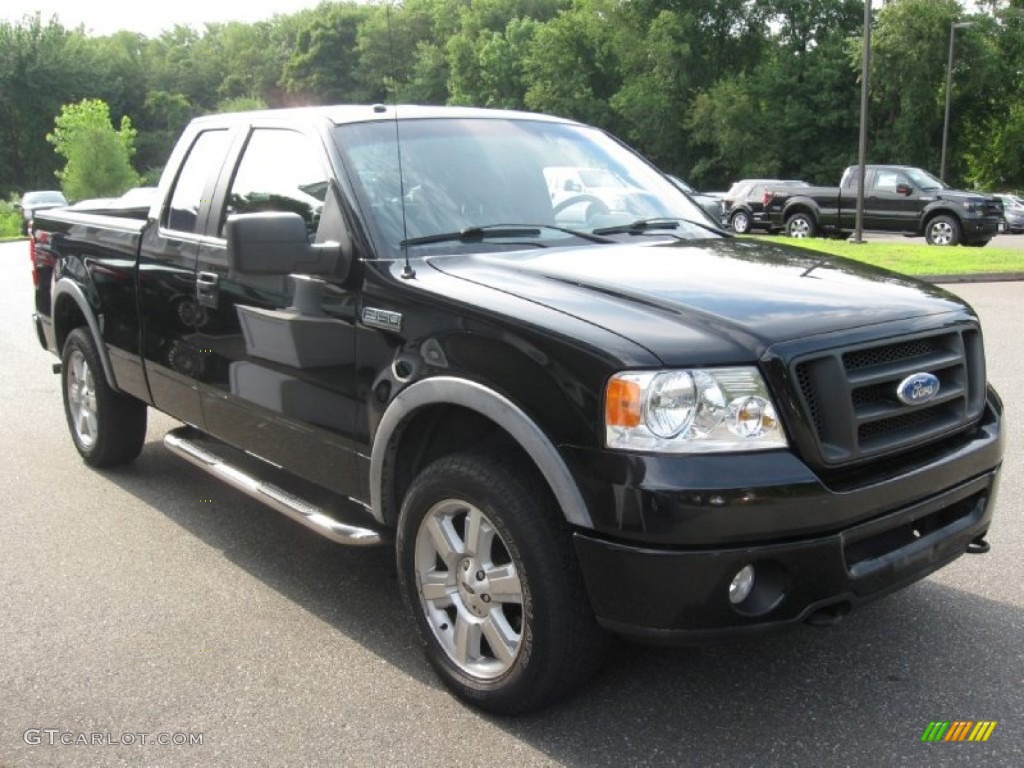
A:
191,124,365,499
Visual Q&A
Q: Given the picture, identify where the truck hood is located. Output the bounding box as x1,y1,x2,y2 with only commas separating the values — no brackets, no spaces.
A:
934,189,995,205
425,238,970,365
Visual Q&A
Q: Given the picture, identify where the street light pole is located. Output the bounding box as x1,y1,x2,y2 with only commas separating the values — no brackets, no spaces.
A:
940,21,975,183
853,0,872,244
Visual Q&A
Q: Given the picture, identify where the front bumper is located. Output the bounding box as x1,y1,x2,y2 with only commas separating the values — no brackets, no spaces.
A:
961,215,1002,241
567,396,1003,642
575,470,996,641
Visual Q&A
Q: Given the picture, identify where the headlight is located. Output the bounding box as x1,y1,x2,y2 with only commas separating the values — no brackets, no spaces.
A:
605,368,787,453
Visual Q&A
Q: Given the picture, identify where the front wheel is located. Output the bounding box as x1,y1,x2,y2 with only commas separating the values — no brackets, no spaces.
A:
785,212,817,239
925,215,961,246
396,453,608,714
62,328,148,467
730,209,751,234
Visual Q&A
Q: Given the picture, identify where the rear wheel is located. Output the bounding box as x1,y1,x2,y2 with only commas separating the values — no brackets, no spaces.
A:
396,452,608,714
62,328,147,467
785,212,817,239
925,215,960,246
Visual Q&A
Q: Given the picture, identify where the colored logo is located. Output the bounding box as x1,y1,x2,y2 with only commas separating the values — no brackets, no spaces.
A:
920,721,997,742
897,372,940,406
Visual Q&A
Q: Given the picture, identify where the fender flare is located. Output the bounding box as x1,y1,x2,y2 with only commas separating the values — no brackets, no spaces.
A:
921,206,962,230
369,376,593,529
52,277,121,392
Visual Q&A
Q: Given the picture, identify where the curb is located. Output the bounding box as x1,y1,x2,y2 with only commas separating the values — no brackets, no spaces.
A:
924,272,1024,284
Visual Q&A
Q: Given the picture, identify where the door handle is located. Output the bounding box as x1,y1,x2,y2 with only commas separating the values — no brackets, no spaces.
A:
196,271,219,308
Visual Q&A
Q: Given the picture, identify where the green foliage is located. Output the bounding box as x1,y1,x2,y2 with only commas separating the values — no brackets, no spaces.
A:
47,99,140,200
3,0,1024,198
281,3,374,104
867,0,962,171
217,96,269,113
687,77,779,180
0,197,22,238
775,236,1024,276
523,0,622,127
0,15,104,196
964,101,1024,189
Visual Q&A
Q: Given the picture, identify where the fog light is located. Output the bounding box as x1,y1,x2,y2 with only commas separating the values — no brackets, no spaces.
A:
728,564,756,605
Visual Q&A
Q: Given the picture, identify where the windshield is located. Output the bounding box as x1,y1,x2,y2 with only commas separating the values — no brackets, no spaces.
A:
334,117,717,258
905,167,947,191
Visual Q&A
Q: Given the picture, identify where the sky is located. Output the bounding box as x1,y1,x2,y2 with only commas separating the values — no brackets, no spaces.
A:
2,1,332,38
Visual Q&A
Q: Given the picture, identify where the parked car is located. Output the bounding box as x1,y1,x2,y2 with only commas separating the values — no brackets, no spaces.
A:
764,165,1004,246
667,175,725,226
722,179,809,233
993,193,1024,233
17,190,68,235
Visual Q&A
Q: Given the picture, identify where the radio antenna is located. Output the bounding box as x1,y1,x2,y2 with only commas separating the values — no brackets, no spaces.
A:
387,2,415,279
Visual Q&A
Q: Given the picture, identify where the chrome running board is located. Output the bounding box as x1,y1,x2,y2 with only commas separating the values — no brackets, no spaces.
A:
163,427,384,547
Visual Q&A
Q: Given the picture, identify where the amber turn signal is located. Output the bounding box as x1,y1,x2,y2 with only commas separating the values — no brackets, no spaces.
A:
606,377,642,427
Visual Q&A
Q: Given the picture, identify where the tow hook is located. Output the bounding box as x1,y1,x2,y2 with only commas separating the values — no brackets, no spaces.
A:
967,536,991,555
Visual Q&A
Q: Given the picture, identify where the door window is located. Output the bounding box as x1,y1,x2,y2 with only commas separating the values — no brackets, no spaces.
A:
221,129,329,241
164,129,230,233
871,170,908,193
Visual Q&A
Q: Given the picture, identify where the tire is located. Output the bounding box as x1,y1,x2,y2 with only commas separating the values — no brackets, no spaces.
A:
925,215,960,246
730,210,751,234
396,452,608,714
62,327,148,467
785,212,817,239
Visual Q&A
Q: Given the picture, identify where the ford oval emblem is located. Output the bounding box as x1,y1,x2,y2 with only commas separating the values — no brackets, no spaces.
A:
896,372,940,406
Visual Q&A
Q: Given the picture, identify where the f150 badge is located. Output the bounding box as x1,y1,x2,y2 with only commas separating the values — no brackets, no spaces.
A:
897,372,940,406
362,307,403,332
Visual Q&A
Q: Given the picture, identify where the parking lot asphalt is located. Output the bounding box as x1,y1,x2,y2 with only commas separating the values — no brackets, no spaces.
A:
0,242,1020,767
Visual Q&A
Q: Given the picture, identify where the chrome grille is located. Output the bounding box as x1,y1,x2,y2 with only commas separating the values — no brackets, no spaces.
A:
792,327,985,466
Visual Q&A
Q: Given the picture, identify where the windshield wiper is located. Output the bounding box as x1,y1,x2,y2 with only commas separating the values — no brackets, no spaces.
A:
592,217,729,238
533,223,616,243
592,218,682,235
401,223,614,247
401,225,541,247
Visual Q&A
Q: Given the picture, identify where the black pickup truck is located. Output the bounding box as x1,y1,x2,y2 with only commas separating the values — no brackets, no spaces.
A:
765,164,1004,246
30,106,1004,714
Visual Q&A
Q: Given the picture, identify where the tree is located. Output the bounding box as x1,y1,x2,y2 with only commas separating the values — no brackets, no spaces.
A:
523,0,623,127
0,15,100,195
281,3,374,104
47,99,140,200
867,0,964,171
687,76,781,181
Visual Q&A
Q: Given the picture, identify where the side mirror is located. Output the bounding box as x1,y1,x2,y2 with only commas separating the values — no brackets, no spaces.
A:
895,182,913,196
225,212,350,281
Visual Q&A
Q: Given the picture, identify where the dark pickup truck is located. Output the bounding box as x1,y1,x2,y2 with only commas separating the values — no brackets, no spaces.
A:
765,164,1004,246
30,106,1004,714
